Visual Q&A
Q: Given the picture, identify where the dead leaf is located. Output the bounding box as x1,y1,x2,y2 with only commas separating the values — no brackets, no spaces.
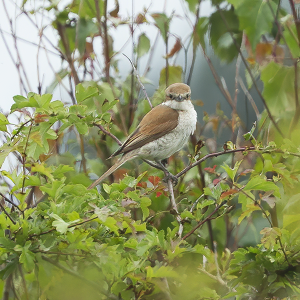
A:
164,38,182,58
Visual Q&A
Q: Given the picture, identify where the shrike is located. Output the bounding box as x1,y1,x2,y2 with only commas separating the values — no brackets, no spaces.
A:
88,83,197,189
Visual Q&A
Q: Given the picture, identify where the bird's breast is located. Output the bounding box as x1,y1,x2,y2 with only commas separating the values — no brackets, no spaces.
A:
138,102,197,161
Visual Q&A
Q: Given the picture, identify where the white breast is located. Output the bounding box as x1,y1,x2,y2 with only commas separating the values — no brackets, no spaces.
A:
138,100,197,161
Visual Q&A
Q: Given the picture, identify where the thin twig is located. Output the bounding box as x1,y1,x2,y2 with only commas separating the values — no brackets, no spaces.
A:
238,77,260,120
29,216,98,238
3,0,33,92
176,147,255,178
182,201,226,240
123,53,153,109
0,202,16,224
216,5,284,138
92,122,122,146
187,0,202,85
0,28,59,56
3,273,12,300
0,193,24,217
167,179,183,237
103,0,110,80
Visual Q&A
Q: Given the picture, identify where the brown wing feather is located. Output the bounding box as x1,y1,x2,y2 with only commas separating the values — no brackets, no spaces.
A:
112,105,178,156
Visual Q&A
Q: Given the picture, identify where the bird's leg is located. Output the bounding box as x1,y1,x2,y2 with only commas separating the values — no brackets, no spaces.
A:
155,161,178,186
142,159,178,185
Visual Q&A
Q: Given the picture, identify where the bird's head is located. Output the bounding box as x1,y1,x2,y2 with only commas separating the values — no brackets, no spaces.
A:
165,83,191,102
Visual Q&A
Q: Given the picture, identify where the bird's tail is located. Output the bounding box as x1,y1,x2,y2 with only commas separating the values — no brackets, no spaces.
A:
87,152,137,190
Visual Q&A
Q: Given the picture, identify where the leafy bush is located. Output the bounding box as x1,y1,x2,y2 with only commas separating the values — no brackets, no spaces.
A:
0,0,300,299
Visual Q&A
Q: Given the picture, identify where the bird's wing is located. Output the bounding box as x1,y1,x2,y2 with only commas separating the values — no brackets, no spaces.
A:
111,105,179,156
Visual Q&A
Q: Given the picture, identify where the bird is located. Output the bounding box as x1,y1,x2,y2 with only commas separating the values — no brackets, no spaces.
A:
88,82,197,190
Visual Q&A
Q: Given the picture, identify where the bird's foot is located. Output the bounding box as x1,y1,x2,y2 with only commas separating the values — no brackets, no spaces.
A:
163,172,178,186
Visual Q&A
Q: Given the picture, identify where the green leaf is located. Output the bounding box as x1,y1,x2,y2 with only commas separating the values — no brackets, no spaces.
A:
75,84,99,103
140,197,151,220
102,99,118,113
31,163,54,181
0,260,18,280
98,82,120,103
194,17,209,50
261,62,295,116
77,18,98,55
210,9,242,62
46,69,69,93
0,113,9,132
147,265,178,279
0,237,17,250
180,210,194,219
228,0,277,50
244,176,280,197
184,0,199,13
283,22,300,58
222,161,242,181
137,33,150,57
75,122,89,134
19,248,35,272
0,143,14,168
152,13,170,43
159,66,183,87
51,213,70,234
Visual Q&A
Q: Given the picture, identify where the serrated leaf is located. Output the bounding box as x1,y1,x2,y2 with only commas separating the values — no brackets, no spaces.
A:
51,213,70,234
181,210,194,219
238,203,261,224
102,99,118,113
244,176,280,197
228,0,277,50
137,33,150,57
75,122,89,134
75,84,99,103
222,161,242,181
19,248,35,272
0,144,13,168
140,197,151,220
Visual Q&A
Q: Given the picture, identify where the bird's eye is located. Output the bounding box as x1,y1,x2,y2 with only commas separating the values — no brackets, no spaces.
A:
186,93,190,99
168,93,173,99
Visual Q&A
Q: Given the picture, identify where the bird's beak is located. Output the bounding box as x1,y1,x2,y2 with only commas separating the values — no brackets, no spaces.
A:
177,95,183,102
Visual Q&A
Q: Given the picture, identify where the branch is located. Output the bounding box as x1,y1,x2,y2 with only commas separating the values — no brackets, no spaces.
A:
92,122,122,146
0,193,24,217
216,6,284,138
0,202,16,225
182,201,226,240
167,179,183,238
29,216,98,238
187,0,202,85
176,147,255,178
103,0,111,80
122,53,153,109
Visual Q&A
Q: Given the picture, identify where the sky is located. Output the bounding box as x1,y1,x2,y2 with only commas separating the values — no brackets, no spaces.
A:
0,0,214,114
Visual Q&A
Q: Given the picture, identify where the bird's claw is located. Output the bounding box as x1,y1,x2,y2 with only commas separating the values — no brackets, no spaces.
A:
163,173,178,186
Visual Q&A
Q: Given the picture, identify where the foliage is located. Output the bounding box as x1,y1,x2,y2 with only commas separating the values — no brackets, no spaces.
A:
0,0,300,299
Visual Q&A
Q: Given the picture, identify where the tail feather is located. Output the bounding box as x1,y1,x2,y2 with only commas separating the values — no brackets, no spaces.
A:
88,152,137,190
